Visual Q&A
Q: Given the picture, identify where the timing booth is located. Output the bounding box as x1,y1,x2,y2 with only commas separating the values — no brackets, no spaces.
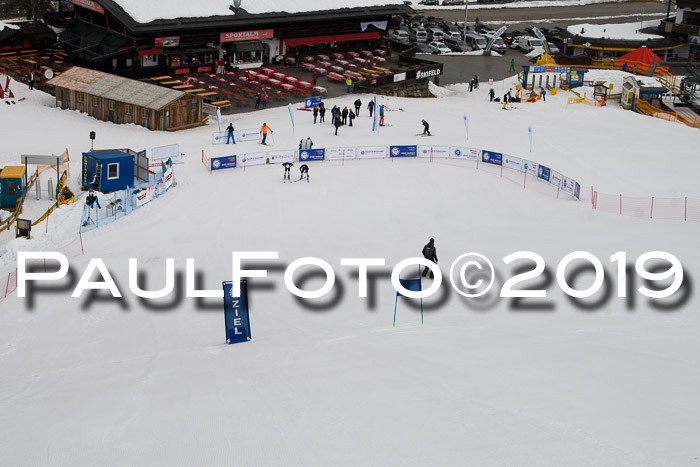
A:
0,166,26,208
81,150,136,192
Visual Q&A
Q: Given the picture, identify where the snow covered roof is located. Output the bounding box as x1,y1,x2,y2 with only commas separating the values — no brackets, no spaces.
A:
108,0,405,23
48,67,187,110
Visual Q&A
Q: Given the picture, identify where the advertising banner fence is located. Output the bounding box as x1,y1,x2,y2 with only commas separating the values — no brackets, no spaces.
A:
482,150,503,166
299,149,325,162
211,155,237,171
239,128,260,142
268,150,295,164
326,147,356,161
451,147,480,161
240,152,267,167
418,146,450,158
357,146,386,159
389,145,417,158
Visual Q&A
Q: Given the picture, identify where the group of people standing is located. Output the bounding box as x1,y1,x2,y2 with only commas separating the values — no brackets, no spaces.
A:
310,98,381,135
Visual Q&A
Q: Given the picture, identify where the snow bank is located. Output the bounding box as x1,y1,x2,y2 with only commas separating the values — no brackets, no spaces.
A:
0,20,21,32
112,0,404,22
567,19,663,40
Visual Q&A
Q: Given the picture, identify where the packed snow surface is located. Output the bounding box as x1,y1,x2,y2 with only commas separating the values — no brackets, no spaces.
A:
567,19,664,40
1,69,699,466
111,0,404,22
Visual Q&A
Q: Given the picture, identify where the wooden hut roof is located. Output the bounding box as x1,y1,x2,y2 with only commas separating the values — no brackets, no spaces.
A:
48,66,186,110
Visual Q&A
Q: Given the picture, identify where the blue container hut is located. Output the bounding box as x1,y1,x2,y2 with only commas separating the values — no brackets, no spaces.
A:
0,166,26,208
81,150,135,192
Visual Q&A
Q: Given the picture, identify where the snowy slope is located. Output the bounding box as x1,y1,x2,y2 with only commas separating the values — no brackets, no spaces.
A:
1,73,699,466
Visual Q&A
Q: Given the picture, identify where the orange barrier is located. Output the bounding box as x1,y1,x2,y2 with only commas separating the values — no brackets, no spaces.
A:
591,188,700,222
634,100,700,129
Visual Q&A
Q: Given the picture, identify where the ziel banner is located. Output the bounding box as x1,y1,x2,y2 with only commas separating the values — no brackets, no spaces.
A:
482,150,503,166
211,155,237,171
240,152,266,167
299,149,325,162
239,128,260,142
389,145,417,158
268,150,295,164
451,147,480,161
326,147,356,161
357,146,386,159
418,146,449,158
223,280,252,344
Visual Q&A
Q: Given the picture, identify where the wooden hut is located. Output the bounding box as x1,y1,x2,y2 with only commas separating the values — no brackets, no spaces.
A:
47,66,203,131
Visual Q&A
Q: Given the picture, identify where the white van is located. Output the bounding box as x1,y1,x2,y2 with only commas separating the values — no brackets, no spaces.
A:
463,32,487,51
411,28,429,43
428,28,445,42
516,36,544,53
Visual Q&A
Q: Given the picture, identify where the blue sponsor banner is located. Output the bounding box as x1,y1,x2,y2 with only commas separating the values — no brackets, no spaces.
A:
531,66,571,73
574,182,581,200
305,96,322,109
211,155,237,171
299,148,325,162
389,145,417,158
481,150,503,165
223,280,252,344
537,164,551,182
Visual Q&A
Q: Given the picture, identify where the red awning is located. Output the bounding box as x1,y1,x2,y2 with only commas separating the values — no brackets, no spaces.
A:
138,48,164,56
283,32,381,47
332,32,381,42
284,36,335,47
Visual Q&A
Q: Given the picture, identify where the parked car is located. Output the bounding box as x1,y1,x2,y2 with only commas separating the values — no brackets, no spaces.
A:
463,32,488,51
483,35,507,54
444,36,471,52
475,22,495,35
428,27,445,42
443,23,461,35
545,41,560,54
413,42,434,54
442,0,465,5
428,41,452,54
515,36,544,52
391,30,411,42
410,28,429,43
418,0,439,5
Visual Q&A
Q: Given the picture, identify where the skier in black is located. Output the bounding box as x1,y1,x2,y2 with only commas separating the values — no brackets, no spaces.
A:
342,106,349,125
282,162,293,182
367,99,375,117
299,164,309,182
313,105,319,124
354,98,361,116
334,114,342,135
319,103,326,122
422,120,431,136
489,88,495,102
421,238,437,279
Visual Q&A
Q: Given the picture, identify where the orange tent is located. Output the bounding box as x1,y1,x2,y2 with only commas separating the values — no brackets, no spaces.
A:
614,46,668,75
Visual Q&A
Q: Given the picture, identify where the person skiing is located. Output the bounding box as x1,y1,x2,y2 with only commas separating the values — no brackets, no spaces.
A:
226,122,236,144
282,161,293,182
260,123,273,145
313,105,319,124
334,114,342,135
299,163,309,182
508,58,515,73
489,88,495,102
354,98,361,116
379,105,385,126
421,120,431,136
367,99,375,117
421,238,438,279
319,102,326,123
255,92,261,109
342,106,349,125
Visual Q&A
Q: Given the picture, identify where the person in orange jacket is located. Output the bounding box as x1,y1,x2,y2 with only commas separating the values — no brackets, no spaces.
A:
260,123,273,145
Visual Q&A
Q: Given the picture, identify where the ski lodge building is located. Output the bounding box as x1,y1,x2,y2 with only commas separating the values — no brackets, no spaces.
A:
57,0,411,78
